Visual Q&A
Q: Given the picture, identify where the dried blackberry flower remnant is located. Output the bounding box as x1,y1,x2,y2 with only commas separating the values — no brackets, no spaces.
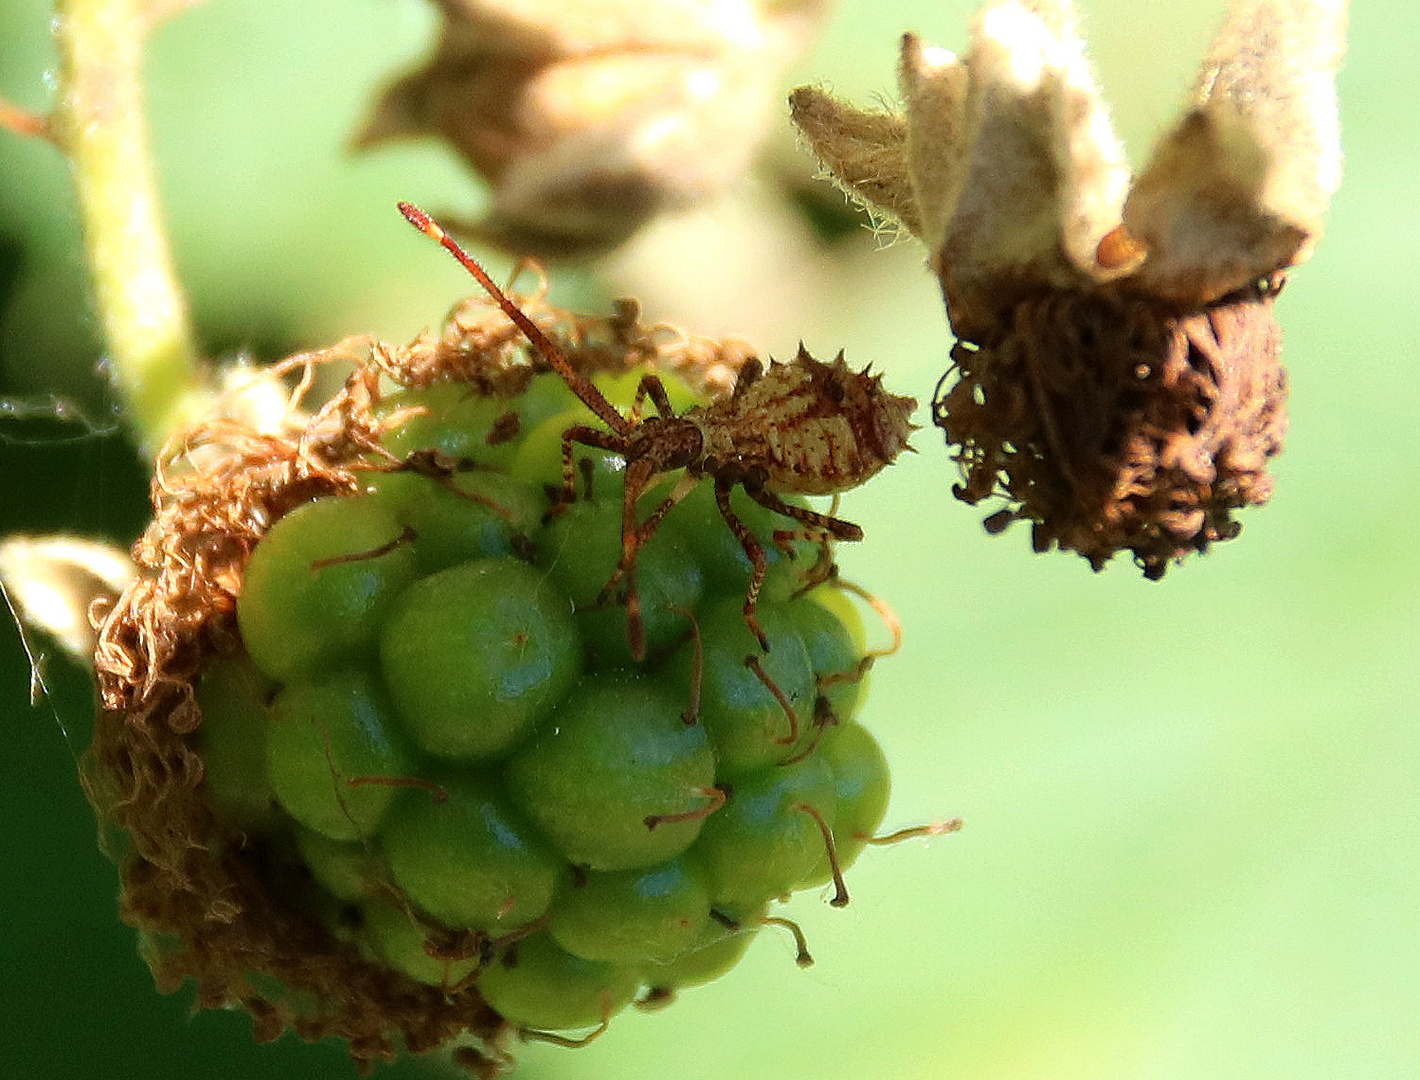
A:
791,0,1346,577
358,0,830,256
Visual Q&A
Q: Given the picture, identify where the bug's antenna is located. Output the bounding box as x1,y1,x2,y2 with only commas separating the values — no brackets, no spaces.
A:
398,202,631,436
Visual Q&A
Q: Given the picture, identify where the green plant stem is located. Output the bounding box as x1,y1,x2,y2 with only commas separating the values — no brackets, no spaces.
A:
54,0,206,454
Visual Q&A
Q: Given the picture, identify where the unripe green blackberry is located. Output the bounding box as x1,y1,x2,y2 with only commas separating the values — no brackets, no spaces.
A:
90,273,919,1075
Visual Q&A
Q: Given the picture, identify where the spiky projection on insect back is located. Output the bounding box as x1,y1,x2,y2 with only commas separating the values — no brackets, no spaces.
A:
791,0,1346,578
399,202,917,656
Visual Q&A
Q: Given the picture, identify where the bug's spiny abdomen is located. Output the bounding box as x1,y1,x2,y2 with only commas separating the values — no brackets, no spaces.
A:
699,349,916,495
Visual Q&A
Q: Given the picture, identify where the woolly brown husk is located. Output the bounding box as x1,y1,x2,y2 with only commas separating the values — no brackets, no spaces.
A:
88,289,756,1075
932,279,1287,579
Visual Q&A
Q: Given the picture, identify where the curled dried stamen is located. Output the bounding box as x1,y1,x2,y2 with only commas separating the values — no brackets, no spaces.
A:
825,574,903,680
796,802,849,907
777,697,837,767
645,786,726,830
308,525,417,571
745,654,800,746
519,999,611,1049
762,915,814,967
864,818,964,845
345,774,450,804
488,914,553,953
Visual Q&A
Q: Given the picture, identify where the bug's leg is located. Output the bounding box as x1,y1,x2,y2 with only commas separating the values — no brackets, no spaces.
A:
795,532,838,594
615,457,658,661
632,373,678,418
599,472,697,598
630,378,650,422
632,471,699,545
769,526,832,560
711,479,807,751
713,477,771,652
746,488,865,544
738,486,862,593
576,456,596,502
399,203,633,437
559,424,622,508
802,494,845,581
557,429,579,507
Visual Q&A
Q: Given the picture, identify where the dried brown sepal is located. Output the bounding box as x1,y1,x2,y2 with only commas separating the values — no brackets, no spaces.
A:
933,277,1286,578
86,283,758,1074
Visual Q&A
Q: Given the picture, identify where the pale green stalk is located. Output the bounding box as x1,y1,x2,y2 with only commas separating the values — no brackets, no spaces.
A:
53,0,207,454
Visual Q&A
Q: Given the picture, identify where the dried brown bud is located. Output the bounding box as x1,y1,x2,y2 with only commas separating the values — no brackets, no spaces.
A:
357,0,829,256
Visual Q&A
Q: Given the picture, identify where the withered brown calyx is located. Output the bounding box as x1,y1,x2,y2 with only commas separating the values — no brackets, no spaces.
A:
792,0,1346,577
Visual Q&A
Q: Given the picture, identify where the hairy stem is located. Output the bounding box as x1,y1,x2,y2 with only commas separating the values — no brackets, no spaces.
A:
54,0,205,453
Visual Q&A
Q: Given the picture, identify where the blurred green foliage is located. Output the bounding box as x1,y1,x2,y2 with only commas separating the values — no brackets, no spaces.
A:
3,1,1419,1079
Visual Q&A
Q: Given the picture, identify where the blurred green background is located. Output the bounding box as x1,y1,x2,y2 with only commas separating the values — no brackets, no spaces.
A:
2,1,1416,1078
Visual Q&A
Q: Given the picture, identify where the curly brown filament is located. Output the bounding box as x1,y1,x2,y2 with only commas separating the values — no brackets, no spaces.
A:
345,774,450,804
745,654,800,745
795,801,848,907
863,818,964,844
644,786,726,830
520,1002,611,1049
308,525,417,571
762,915,814,967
